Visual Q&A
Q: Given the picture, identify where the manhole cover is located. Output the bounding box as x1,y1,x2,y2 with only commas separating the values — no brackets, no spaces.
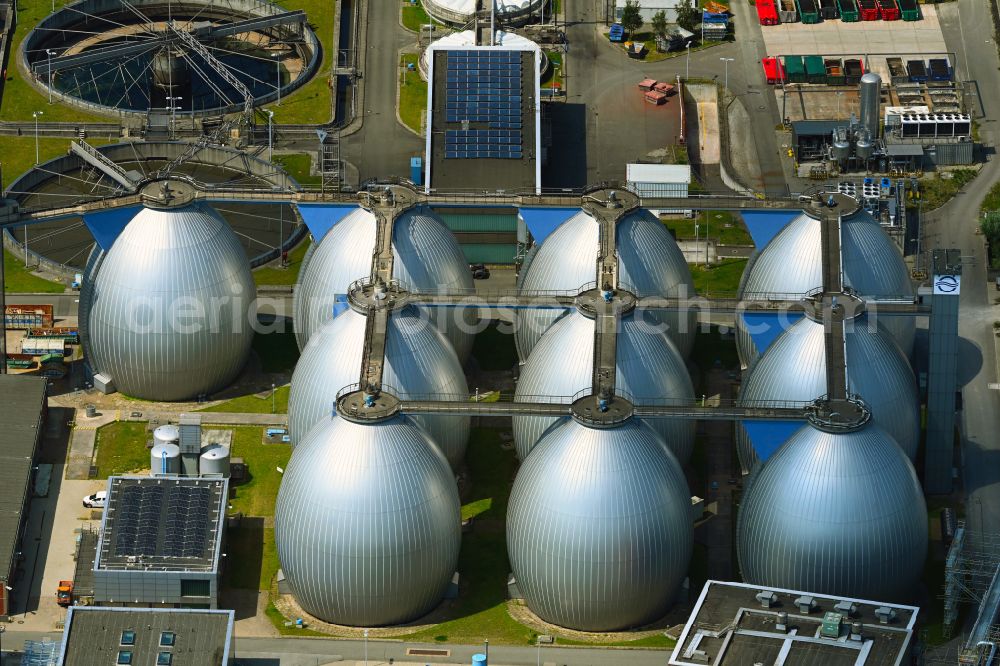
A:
759,105,766,110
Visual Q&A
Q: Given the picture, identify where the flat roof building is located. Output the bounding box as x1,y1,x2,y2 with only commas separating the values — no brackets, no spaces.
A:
0,374,48,619
669,581,919,666
93,476,228,608
58,606,234,666
424,41,542,193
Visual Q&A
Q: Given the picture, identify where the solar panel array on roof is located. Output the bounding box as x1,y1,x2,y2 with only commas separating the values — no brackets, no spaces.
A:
112,484,211,560
444,50,523,159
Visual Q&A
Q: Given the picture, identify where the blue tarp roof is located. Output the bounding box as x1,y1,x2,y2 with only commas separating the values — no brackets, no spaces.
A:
740,312,804,356
519,207,578,243
742,421,805,463
297,203,359,242
82,206,142,251
739,210,800,248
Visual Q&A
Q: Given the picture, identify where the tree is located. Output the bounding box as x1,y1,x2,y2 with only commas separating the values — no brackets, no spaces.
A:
676,0,700,31
651,9,668,37
620,0,644,37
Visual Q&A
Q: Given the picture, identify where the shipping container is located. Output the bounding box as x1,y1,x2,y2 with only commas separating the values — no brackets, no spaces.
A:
796,0,820,22
887,57,908,84
756,0,780,24
898,0,919,20
819,0,839,19
877,0,900,20
928,58,952,82
784,55,807,83
762,57,782,84
844,58,865,85
20,338,65,356
4,304,54,330
907,59,928,83
805,55,826,83
858,0,879,20
837,0,859,20
644,90,668,105
27,327,80,343
779,0,798,22
5,353,35,369
825,58,845,85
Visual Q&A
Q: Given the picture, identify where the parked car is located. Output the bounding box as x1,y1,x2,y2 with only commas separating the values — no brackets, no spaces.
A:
82,491,107,508
469,263,490,280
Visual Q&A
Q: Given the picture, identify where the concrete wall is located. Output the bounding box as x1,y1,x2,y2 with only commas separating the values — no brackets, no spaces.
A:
93,568,218,608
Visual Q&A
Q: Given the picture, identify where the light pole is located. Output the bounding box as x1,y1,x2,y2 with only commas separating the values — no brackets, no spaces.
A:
686,43,691,80
536,636,541,666
266,109,274,162
271,383,276,413
46,49,55,103
32,111,43,165
272,52,281,105
363,629,368,666
694,222,700,265
720,56,734,98
836,91,843,119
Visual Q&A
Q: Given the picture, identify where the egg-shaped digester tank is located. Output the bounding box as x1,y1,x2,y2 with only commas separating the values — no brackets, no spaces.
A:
515,207,696,361
736,207,914,367
736,315,919,473
274,414,461,626
287,306,470,466
293,205,475,359
513,310,695,462
80,203,255,401
507,417,693,631
737,421,928,601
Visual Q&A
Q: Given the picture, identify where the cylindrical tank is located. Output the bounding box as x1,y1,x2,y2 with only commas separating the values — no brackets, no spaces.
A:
151,47,189,93
293,205,475,359
274,414,461,626
471,655,487,666
515,207,696,361
507,417,693,631
199,444,231,477
737,421,927,601
736,314,919,473
80,204,256,401
859,72,882,140
287,306,470,466
153,424,180,447
513,310,695,462
832,128,851,162
736,208,914,367
150,442,181,475
855,128,874,160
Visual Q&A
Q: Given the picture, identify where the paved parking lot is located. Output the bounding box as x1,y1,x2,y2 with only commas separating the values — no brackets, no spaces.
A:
761,6,947,57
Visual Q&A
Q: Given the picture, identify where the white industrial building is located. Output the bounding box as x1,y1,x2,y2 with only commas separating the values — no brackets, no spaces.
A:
615,0,682,22
626,163,691,214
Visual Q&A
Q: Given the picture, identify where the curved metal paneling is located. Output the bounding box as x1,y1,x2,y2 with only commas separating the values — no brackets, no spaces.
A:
84,204,255,401
736,315,919,472
736,422,928,601
736,209,915,366
507,417,693,631
291,240,318,351
79,243,104,374
293,205,475,358
287,306,470,466
274,414,461,626
515,208,696,361
513,310,695,462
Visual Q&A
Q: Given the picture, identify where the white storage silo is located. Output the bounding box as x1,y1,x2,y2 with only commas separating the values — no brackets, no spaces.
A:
150,441,181,475
199,444,231,477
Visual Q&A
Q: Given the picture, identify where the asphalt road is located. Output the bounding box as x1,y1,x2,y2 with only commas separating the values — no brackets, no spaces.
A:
924,0,1000,535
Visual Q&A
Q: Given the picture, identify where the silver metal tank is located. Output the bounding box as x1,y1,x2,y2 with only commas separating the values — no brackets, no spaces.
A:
736,208,914,367
859,72,882,140
855,127,874,160
199,444,230,477
736,315,919,473
507,417,693,631
81,204,255,401
293,205,475,359
737,421,927,601
287,306,470,467
153,424,180,447
274,414,461,626
151,47,188,93
831,128,851,163
150,442,181,475
515,208,696,361
513,310,695,463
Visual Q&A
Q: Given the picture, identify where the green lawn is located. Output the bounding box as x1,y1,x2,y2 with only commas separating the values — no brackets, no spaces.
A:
663,211,751,245
1,136,115,191
471,322,518,371
915,169,978,211
226,426,292,517
3,248,65,293
690,258,747,296
542,51,564,90
274,153,321,186
253,238,311,286
399,53,426,134
93,421,151,477
199,384,290,414
981,181,1000,214
401,0,437,32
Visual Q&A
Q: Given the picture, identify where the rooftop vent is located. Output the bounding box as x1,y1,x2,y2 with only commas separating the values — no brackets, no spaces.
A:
795,595,817,614
756,590,778,608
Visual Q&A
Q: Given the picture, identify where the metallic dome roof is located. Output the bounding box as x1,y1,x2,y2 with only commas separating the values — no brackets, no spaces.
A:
274,414,461,626
515,208,696,361
293,205,475,358
288,306,470,466
737,208,915,366
80,204,255,401
737,422,927,601
507,417,693,631
737,315,919,473
513,310,695,462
